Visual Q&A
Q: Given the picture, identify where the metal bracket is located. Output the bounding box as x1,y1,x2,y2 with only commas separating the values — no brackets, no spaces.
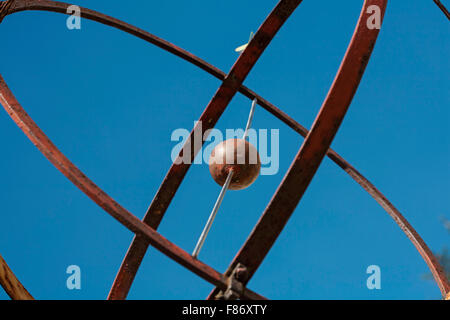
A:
216,263,248,300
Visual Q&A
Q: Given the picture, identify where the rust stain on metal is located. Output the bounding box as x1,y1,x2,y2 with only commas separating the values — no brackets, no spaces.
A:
0,253,34,300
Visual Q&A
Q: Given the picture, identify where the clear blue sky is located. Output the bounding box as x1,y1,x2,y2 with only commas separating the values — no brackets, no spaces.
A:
0,0,448,300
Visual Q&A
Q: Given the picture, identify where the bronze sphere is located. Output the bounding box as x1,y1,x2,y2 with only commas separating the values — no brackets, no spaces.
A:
208,138,261,190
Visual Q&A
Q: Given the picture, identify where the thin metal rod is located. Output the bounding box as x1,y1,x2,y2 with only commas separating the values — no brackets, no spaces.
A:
243,98,257,139
192,170,234,258
192,98,258,258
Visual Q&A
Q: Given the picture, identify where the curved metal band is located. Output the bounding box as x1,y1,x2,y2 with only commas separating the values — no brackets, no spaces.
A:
207,0,436,299
2,0,448,299
209,0,448,298
0,253,34,300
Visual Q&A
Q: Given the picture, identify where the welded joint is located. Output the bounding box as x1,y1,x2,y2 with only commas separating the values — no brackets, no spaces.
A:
218,263,248,300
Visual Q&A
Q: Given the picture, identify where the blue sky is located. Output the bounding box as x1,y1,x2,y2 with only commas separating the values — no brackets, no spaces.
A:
0,0,448,300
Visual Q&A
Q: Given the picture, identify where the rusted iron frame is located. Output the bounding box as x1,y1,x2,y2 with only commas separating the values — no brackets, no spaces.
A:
0,254,34,300
1,0,302,300
433,0,450,20
214,0,450,299
106,0,303,300
0,75,266,301
207,0,393,299
2,0,448,299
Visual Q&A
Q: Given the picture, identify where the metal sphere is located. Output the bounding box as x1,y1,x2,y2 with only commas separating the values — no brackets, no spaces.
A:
209,139,261,190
